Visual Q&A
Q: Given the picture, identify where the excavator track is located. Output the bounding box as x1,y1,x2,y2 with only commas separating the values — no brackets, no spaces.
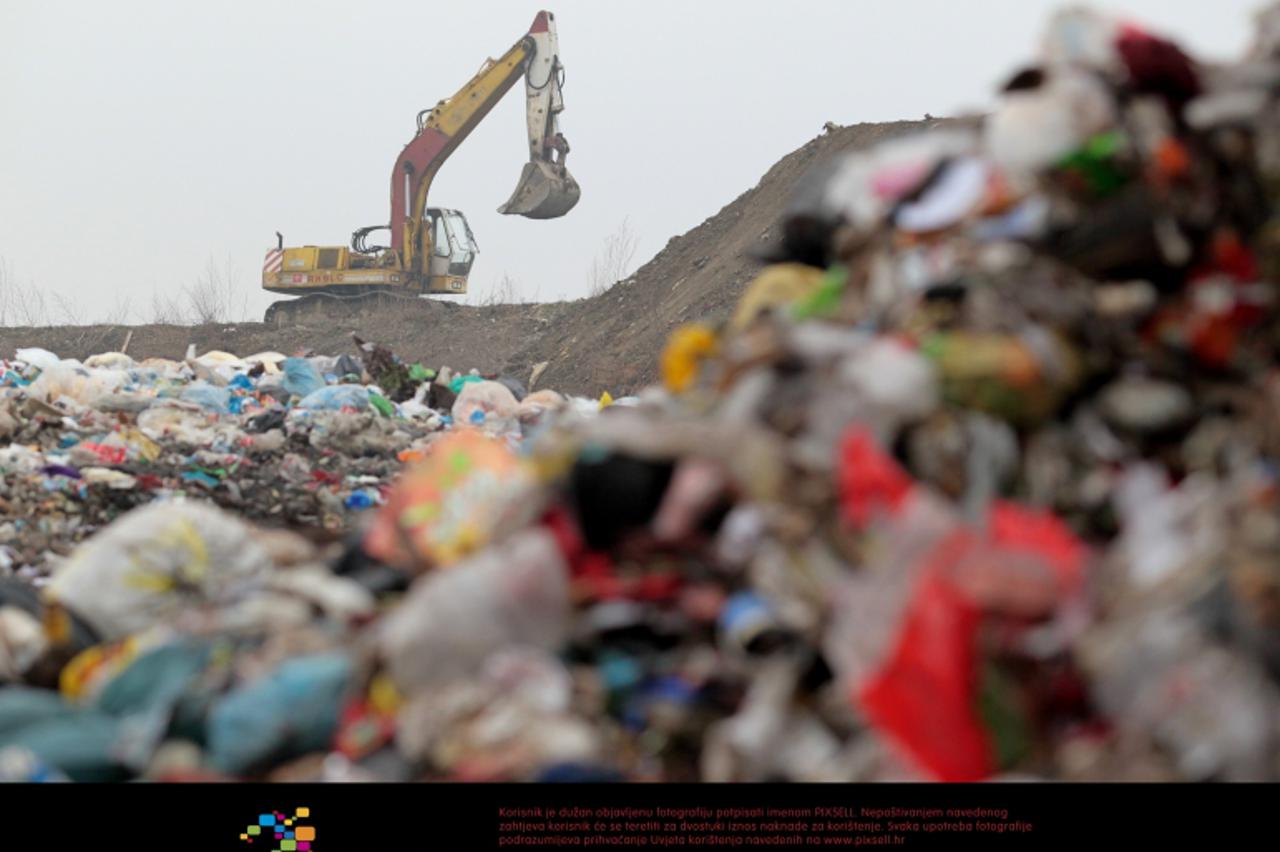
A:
263,289,426,328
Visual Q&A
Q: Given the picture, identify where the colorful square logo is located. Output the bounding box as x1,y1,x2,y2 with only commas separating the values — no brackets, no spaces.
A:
240,808,315,852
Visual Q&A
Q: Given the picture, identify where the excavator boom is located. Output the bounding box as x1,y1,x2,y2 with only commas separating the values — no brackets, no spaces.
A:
498,12,580,218
391,10,578,258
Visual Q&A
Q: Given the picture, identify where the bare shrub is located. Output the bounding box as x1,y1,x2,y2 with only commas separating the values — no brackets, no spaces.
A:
589,217,639,297
184,254,249,324
2,259,126,327
149,289,188,325
102,294,134,326
481,272,520,306
0,257,17,325
2,257,146,327
52,292,85,325
0,259,52,327
0,257,9,324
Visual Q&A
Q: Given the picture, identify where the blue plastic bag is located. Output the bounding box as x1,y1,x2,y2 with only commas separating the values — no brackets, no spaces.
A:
449,374,485,394
206,653,353,775
0,688,128,782
282,358,326,399
179,382,232,413
297,385,370,411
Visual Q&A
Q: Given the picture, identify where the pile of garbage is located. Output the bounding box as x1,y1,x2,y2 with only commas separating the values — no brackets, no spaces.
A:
5,3,1280,782
0,337,594,583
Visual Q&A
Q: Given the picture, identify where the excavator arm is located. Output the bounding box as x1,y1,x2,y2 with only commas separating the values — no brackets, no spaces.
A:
383,10,579,270
498,11,578,219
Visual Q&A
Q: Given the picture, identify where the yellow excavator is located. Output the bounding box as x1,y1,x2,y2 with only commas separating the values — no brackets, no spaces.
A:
261,10,579,325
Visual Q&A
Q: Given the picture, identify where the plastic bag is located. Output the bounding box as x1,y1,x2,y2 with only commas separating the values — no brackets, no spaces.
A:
497,375,528,401
395,648,600,775
26,363,127,406
0,709,127,782
448,373,485,394
820,128,980,230
985,67,1117,179
44,502,272,641
363,429,534,570
296,384,369,411
730,265,824,332
660,323,720,392
516,389,566,424
368,391,395,417
893,156,990,233
837,427,915,527
334,353,363,379
837,336,939,436
830,427,1088,780
281,357,326,399
206,653,353,775
451,380,518,425
83,352,135,370
920,329,1082,427
180,382,232,413
857,563,990,782
243,351,287,374
14,347,63,373
0,607,47,681
137,404,219,445
378,527,571,692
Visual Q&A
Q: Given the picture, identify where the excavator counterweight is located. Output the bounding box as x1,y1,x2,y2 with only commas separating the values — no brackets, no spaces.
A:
261,10,578,326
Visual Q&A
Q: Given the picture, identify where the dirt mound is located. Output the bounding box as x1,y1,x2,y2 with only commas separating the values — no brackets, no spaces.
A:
1,120,938,395
0,300,574,381
514,119,943,394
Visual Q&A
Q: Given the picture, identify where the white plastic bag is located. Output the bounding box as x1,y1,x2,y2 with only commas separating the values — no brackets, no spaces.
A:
378,527,570,692
45,502,272,640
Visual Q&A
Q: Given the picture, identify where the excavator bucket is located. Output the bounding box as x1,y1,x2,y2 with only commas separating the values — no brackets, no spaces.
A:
498,160,581,219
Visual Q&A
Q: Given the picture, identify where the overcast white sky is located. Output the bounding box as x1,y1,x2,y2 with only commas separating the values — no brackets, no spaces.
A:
0,0,1263,323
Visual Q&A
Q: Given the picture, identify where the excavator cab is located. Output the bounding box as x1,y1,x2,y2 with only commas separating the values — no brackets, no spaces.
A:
424,208,477,292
